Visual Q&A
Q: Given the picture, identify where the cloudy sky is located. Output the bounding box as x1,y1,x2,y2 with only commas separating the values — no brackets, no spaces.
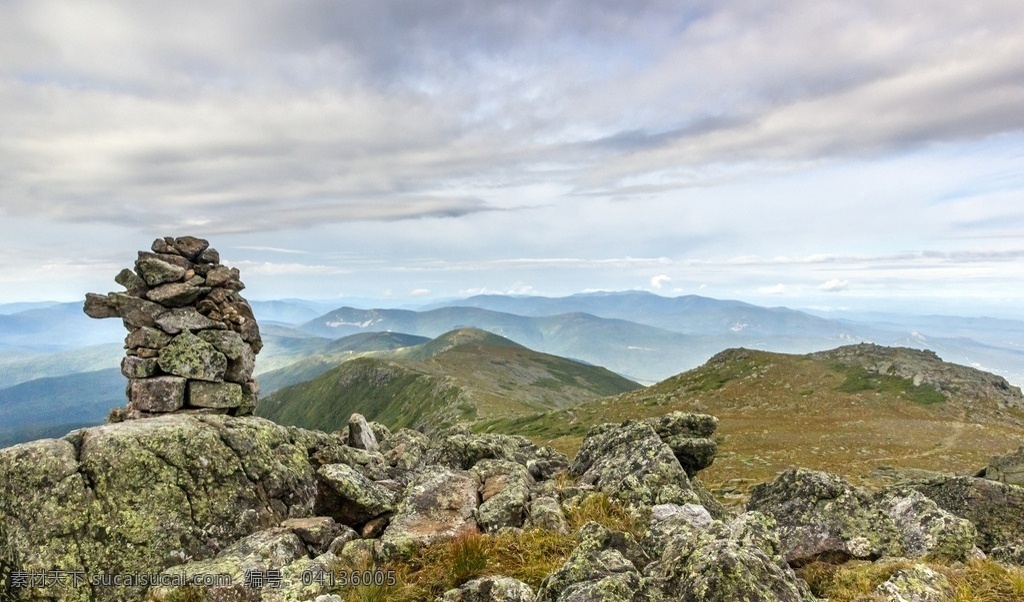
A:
1,1,1023,315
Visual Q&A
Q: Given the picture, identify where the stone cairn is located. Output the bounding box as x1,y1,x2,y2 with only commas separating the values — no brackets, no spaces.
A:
84,236,262,421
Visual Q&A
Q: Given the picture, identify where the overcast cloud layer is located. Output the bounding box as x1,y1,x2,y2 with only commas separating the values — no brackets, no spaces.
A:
1,1,1023,315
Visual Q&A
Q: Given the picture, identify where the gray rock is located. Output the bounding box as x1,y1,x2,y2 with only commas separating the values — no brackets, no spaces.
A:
121,355,159,379
571,420,699,507
83,292,119,318
473,459,533,532
155,306,226,334
877,488,977,561
134,256,186,286
990,542,1024,565
146,282,210,308
443,576,537,601
747,467,901,565
381,468,480,558
189,380,244,408
645,412,719,475
0,415,317,602
986,445,1024,486
348,412,380,452
537,522,649,602
114,267,148,296
315,463,397,525
130,376,187,412
908,476,1024,551
875,565,952,602
125,326,172,350
525,496,569,534
157,331,227,381
197,328,248,359
382,428,431,471
281,516,343,555
171,235,210,260
644,511,812,602
109,292,169,328
428,426,567,475
197,246,220,264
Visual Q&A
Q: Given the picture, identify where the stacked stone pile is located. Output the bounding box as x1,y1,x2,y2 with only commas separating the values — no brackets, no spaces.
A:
84,236,262,419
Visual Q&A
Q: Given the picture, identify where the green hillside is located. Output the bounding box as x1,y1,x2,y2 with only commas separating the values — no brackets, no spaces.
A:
477,345,1024,506
256,331,429,394
0,367,124,447
257,328,641,433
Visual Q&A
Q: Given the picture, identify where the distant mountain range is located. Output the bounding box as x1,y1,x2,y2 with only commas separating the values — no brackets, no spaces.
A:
256,328,641,433
3,291,1024,448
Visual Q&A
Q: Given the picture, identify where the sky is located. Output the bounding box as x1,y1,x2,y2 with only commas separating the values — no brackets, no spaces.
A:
1,1,1023,316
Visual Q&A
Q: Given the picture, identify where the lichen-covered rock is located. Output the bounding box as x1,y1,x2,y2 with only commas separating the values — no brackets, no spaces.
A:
156,306,226,334
157,330,228,381
441,576,537,601
380,468,480,558
644,512,813,602
281,516,344,555
525,496,569,534
148,527,307,601
876,489,977,561
570,420,699,507
147,281,210,307
645,412,719,476
985,445,1024,486
990,541,1024,566
381,427,431,472
907,476,1024,551
189,380,244,408
428,426,567,475
747,467,902,565
314,463,397,525
875,564,952,602
641,503,714,558
473,459,533,532
348,412,380,452
0,415,317,601
536,523,650,602
130,375,187,412
135,256,186,286
122,355,159,379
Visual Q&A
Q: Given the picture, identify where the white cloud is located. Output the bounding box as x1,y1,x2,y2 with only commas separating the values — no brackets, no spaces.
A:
410,288,432,297
650,274,671,289
819,279,850,292
757,284,788,295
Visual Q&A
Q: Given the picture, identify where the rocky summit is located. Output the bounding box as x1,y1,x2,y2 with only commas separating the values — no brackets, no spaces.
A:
83,236,262,421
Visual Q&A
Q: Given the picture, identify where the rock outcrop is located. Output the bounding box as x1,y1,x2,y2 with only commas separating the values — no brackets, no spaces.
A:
84,236,262,419
747,468,976,566
983,444,1024,486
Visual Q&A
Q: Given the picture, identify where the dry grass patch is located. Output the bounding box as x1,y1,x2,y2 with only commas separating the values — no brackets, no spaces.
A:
798,559,1024,602
335,493,643,601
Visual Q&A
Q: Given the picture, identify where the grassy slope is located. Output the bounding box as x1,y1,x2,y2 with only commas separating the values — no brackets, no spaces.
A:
257,328,641,433
477,347,1024,506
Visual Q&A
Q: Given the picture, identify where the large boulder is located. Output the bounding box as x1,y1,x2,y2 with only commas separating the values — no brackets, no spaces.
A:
985,444,1024,486
907,476,1024,551
473,459,534,533
380,468,480,558
570,420,699,507
746,468,901,565
644,412,719,477
0,415,317,602
875,488,977,562
428,426,568,479
314,463,397,525
875,565,952,602
644,512,814,602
